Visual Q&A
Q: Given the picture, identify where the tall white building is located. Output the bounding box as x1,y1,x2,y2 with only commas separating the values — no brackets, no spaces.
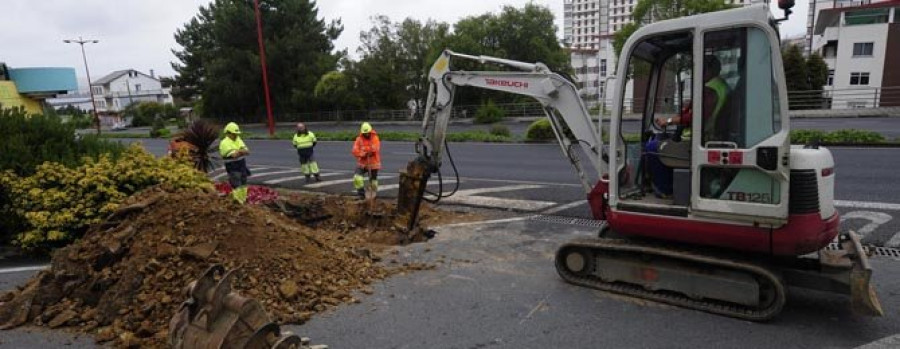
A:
807,0,900,108
564,0,753,108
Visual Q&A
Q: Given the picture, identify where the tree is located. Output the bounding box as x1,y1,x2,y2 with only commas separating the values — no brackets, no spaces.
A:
782,44,809,92
348,16,450,109
171,0,343,120
613,0,734,57
444,4,569,105
314,71,361,110
806,52,829,91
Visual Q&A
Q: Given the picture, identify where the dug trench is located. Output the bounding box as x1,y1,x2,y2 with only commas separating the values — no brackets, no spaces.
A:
0,186,484,348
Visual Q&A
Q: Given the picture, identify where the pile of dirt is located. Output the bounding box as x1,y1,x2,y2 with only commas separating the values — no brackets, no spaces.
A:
0,187,475,348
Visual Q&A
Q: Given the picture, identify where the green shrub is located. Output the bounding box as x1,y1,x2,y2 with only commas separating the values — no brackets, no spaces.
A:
150,117,168,138
0,145,212,251
489,125,511,137
0,106,124,177
445,130,511,143
791,129,885,144
474,100,505,124
790,129,826,144
822,129,885,143
526,119,555,141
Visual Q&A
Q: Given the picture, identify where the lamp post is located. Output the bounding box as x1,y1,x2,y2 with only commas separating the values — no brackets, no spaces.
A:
64,37,101,135
253,0,275,137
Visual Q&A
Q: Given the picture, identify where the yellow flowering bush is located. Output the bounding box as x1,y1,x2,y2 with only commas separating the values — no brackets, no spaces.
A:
0,144,212,250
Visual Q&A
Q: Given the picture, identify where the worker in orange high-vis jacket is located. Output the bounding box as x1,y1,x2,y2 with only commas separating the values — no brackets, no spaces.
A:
351,122,381,199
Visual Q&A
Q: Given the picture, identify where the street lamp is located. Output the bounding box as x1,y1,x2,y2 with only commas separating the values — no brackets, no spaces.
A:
64,37,101,135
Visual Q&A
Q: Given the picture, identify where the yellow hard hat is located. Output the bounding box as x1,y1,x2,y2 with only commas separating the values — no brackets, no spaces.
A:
360,122,373,134
224,122,241,134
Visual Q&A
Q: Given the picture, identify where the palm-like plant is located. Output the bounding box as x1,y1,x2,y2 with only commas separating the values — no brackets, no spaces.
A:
182,120,221,172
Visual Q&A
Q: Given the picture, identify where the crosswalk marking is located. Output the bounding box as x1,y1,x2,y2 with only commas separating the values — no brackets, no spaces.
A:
441,195,557,211
450,184,545,196
211,167,273,181
541,200,588,215
247,169,300,178
263,172,342,185
303,175,396,189
377,179,445,192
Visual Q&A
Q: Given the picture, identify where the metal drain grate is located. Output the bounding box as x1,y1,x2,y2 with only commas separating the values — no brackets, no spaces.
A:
530,215,605,228
826,242,900,259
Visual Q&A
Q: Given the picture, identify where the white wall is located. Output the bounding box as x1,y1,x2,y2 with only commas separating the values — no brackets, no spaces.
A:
828,23,888,108
108,72,162,94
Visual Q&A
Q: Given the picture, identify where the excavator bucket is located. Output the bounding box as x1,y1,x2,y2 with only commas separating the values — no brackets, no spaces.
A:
169,265,327,349
842,231,884,316
397,158,431,231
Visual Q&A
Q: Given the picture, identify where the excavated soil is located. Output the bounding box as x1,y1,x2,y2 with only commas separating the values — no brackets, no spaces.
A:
0,186,481,348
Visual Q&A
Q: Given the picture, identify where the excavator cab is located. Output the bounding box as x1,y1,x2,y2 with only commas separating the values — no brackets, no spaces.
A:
610,15,791,228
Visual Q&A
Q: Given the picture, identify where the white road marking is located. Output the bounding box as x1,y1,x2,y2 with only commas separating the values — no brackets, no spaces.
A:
0,265,48,274
886,233,900,248
303,175,396,189
263,172,343,185
211,167,271,181
458,176,582,188
247,169,300,178
451,184,545,196
842,211,893,237
835,200,900,211
434,215,538,229
541,200,588,215
441,195,557,211
377,179,445,192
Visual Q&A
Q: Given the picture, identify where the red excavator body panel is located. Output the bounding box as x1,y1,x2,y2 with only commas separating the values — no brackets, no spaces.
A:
587,180,839,256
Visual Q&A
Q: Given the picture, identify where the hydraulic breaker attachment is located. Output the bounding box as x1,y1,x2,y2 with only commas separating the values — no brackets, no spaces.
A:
169,265,327,349
397,157,433,236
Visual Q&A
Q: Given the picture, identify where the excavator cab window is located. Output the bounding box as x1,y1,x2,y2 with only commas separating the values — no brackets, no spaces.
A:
617,31,693,209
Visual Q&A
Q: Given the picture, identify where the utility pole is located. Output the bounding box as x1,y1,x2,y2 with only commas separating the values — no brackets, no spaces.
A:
64,37,101,135
253,0,275,137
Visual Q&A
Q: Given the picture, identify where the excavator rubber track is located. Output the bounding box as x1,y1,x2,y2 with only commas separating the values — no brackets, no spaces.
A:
555,237,787,321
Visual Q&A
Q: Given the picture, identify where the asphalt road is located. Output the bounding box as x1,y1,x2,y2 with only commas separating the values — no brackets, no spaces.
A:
2,140,900,347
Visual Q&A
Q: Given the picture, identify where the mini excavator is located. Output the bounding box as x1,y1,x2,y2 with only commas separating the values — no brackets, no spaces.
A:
397,2,882,320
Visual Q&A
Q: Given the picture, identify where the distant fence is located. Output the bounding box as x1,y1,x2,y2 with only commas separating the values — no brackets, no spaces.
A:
787,86,900,110
277,102,549,123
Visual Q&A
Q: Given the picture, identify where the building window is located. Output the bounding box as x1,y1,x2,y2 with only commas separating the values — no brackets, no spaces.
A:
827,69,834,86
849,72,870,85
845,9,889,25
92,86,103,95
135,84,142,92
853,42,874,56
601,59,607,77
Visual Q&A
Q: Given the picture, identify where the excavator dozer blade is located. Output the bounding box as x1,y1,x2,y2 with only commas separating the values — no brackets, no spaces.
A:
843,231,884,317
170,265,327,349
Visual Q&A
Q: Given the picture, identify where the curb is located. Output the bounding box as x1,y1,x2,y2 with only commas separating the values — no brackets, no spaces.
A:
855,334,900,349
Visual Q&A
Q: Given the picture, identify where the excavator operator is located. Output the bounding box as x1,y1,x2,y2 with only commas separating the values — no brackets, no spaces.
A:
653,54,730,135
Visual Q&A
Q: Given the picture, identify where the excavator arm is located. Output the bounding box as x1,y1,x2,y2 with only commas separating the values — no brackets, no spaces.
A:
398,50,608,228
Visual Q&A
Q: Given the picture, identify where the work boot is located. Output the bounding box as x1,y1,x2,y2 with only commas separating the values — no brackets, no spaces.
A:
356,188,365,199
305,175,312,183
314,173,321,182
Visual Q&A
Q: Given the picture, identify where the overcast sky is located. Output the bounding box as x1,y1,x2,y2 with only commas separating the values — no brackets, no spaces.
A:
0,0,807,87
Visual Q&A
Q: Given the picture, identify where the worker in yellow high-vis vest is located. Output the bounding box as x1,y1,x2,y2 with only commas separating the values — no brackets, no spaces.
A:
654,55,729,139
292,123,321,183
219,122,251,204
